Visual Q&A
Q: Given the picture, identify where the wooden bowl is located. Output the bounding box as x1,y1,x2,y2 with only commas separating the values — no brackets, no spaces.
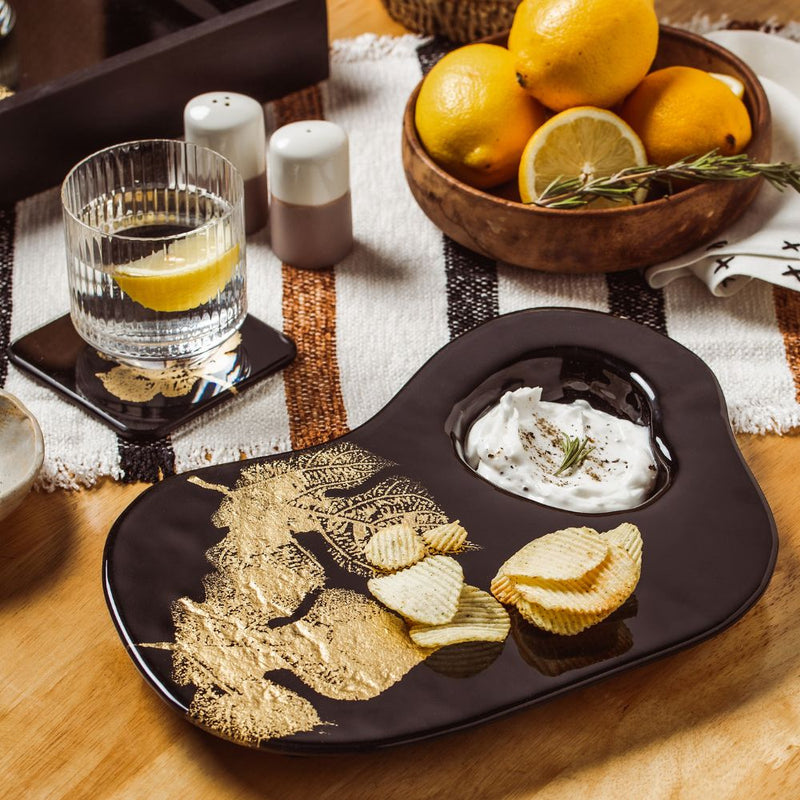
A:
402,26,772,273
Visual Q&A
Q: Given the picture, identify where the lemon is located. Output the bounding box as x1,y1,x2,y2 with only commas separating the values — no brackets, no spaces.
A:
621,66,753,166
518,106,647,207
508,0,659,112
415,43,548,189
113,234,240,313
709,72,745,99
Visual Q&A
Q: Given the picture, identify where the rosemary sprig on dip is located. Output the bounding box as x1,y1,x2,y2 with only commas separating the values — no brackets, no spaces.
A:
532,151,800,209
554,434,595,476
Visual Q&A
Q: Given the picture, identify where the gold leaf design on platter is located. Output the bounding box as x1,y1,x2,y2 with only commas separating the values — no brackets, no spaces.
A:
170,595,290,686
299,475,451,575
203,442,448,577
201,543,327,626
146,442,451,745
96,332,242,402
267,588,431,700
190,680,326,747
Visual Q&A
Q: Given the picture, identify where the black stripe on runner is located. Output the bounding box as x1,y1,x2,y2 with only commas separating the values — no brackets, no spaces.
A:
416,36,459,76
416,40,499,340
606,270,668,335
0,204,15,388
444,238,499,339
118,437,177,484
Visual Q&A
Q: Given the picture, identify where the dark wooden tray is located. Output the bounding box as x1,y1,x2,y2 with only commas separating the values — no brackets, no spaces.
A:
0,0,328,203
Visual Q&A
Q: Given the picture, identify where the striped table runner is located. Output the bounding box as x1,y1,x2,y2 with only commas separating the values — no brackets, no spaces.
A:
2,30,800,489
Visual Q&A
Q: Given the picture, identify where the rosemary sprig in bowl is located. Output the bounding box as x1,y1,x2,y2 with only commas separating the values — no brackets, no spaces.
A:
532,151,800,209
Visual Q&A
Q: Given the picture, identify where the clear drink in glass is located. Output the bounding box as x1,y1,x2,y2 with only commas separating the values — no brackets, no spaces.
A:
61,139,247,366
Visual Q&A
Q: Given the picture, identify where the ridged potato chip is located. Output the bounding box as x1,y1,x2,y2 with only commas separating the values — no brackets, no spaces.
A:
514,596,608,635
602,522,643,569
408,585,511,648
491,523,643,636
364,523,426,571
489,573,519,605
367,555,464,625
422,520,470,553
514,545,639,615
498,527,609,584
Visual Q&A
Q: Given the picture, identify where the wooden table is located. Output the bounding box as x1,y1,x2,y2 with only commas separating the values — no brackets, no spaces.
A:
4,1,800,797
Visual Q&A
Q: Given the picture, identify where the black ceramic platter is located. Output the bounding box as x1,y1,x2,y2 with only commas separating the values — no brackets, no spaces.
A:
103,308,778,753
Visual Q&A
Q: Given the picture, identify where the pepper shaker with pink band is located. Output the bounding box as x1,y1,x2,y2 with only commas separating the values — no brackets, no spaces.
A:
268,120,353,269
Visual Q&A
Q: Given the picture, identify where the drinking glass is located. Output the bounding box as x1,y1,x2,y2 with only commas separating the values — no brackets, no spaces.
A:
61,139,247,366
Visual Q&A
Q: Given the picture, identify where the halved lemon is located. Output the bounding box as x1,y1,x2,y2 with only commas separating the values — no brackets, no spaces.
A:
709,72,746,99
113,234,240,313
518,106,648,208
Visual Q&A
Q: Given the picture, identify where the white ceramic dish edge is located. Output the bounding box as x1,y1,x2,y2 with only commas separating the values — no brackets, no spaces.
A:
0,389,45,522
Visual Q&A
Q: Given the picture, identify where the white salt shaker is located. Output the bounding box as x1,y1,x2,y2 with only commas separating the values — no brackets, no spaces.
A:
268,120,353,269
183,91,268,234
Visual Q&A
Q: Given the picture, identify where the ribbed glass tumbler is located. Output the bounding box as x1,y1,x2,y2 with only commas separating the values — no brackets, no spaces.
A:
61,139,247,366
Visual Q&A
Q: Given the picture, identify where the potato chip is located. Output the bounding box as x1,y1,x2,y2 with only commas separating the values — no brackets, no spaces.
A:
514,596,609,635
364,523,426,571
408,585,511,648
492,522,643,636
489,574,519,605
602,522,643,569
422,520,469,553
514,544,639,616
497,527,609,584
367,555,464,625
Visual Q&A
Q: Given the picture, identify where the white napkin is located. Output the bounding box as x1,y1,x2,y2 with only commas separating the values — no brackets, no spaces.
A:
645,39,800,296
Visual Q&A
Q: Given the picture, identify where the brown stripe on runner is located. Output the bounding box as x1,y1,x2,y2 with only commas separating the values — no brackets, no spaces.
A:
273,85,349,450
774,286,800,403
281,265,348,449
273,85,327,129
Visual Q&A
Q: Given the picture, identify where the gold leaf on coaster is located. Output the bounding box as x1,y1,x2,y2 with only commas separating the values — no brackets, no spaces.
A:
96,331,242,402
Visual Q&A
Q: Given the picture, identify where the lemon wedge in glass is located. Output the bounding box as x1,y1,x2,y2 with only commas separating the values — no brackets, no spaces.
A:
518,106,648,207
113,234,239,313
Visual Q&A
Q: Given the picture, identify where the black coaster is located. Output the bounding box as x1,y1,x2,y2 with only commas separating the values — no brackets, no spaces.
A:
7,314,296,441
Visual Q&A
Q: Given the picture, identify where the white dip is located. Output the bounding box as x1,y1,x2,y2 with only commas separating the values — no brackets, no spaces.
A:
464,386,657,513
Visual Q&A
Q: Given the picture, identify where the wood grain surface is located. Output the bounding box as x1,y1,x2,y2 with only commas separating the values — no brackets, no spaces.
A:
4,1,800,798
